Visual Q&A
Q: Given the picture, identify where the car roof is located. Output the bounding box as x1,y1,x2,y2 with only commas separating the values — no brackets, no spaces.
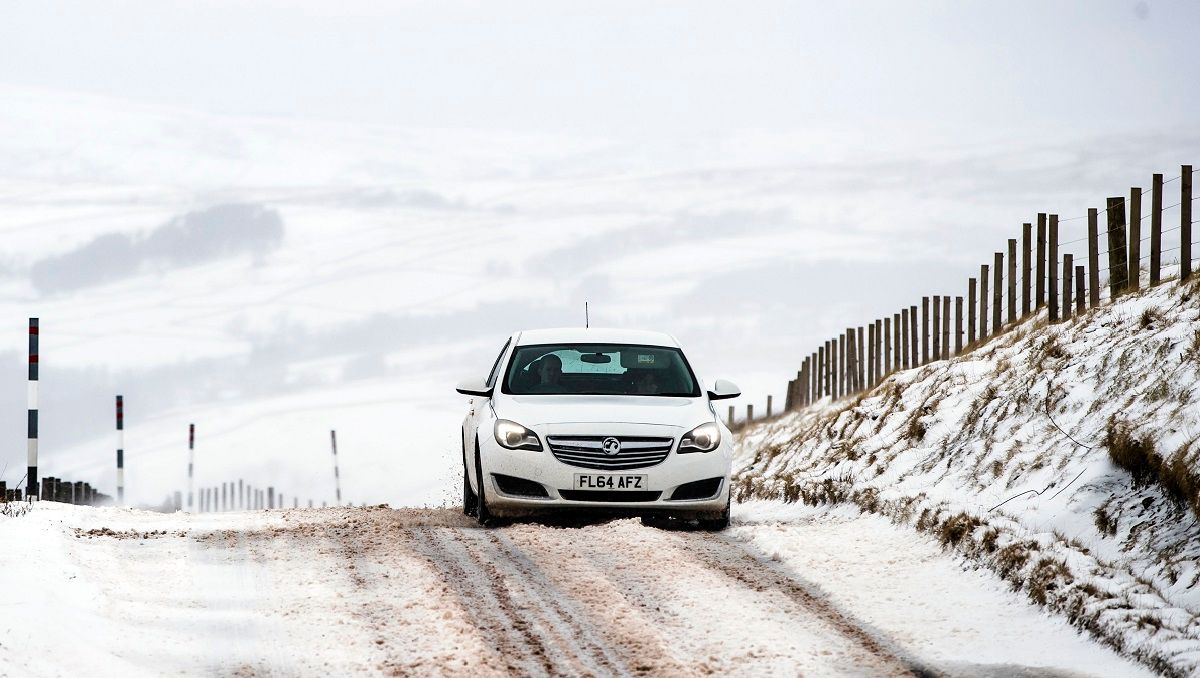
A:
514,327,681,348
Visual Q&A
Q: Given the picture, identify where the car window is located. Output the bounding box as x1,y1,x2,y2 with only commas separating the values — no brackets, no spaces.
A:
485,339,511,387
502,343,700,397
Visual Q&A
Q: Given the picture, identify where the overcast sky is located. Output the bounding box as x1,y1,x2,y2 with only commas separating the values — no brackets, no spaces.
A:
2,1,1197,141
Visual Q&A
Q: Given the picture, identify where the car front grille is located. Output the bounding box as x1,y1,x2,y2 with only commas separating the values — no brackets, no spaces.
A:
546,436,673,470
558,490,662,502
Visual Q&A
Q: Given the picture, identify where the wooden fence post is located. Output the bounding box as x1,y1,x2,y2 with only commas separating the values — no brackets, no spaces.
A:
940,296,949,359
1063,254,1074,321
892,313,901,371
747,404,754,423
1129,187,1141,292
856,327,865,388
819,343,827,398
1049,216,1059,323
921,297,930,365
874,319,883,383
834,335,842,399
1150,173,1163,286
1106,197,1129,297
883,316,891,375
728,405,734,427
931,296,940,361
992,253,1002,332
867,324,876,386
1183,164,1193,281
845,330,857,393
1036,213,1047,308
1022,223,1032,317
900,311,910,369
766,396,772,418
1007,238,1017,324
1075,266,1085,314
908,305,918,367
1088,208,1100,307
980,264,990,340
968,278,977,345
954,296,964,354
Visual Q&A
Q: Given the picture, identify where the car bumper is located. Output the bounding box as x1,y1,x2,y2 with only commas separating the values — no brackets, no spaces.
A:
478,423,731,519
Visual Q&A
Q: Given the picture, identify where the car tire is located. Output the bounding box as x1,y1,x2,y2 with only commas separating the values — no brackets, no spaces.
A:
463,456,478,517
474,439,499,527
698,493,730,532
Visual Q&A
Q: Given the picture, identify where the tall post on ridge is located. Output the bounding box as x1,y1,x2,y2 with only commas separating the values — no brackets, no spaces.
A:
892,313,901,371
992,253,1002,333
116,395,124,505
188,423,195,512
921,297,930,365
1150,173,1163,286
331,429,342,507
1048,217,1059,323
1007,238,1017,324
1063,255,1074,322
907,306,918,368
968,278,977,345
856,327,865,387
1036,214,1047,309
1182,164,1193,282
900,310,910,370
1021,223,1032,317
931,296,940,362
1088,208,1100,307
883,316,892,375
941,296,950,360
28,317,39,499
845,329,857,393
954,297,963,354
980,264,990,340
1129,187,1142,292
1106,197,1129,297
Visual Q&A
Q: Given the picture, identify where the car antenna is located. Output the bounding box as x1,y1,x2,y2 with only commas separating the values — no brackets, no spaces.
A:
585,301,589,329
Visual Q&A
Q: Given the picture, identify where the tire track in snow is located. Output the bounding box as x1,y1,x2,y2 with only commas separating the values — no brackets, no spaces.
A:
678,531,940,677
409,526,559,676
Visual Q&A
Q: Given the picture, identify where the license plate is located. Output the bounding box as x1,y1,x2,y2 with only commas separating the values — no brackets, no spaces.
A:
574,474,647,490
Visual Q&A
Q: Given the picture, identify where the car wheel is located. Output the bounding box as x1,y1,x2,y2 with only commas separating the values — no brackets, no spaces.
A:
698,493,731,532
462,456,478,517
474,439,499,527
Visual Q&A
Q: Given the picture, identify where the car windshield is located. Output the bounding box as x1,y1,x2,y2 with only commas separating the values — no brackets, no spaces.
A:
503,343,700,397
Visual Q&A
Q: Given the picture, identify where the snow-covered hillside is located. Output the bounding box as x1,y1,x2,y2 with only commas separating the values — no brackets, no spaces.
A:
734,275,1200,676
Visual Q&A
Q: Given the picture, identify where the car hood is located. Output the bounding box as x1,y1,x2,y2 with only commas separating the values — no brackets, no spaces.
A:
496,394,712,429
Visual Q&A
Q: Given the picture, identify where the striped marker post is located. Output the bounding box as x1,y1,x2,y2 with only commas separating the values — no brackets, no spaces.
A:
116,396,125,504
187,424,195,512
331,430,342,506
28,318,39,499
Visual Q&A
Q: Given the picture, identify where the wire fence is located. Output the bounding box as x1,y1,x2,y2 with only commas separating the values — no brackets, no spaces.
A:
732,164,1196,424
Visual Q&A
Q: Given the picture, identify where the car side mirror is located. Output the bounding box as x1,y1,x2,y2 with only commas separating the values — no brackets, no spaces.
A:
707,378,740,401
455,377,493,397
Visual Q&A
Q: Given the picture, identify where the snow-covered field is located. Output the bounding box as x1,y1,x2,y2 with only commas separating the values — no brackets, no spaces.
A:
0,500,1152,677
735,275,1200,676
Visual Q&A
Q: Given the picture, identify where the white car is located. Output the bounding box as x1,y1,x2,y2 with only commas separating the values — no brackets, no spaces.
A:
456,328,740,530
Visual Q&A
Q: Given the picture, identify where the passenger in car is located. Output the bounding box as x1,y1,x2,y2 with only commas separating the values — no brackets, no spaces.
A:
528,354,563,392
633,370,660,395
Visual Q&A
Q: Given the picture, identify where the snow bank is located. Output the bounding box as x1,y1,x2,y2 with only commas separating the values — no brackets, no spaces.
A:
734,275,1200,677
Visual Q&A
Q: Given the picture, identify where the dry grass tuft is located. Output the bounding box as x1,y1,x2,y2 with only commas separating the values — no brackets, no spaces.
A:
1028,558,1074,606
1093,505,1118,537
1105,419,1200,520
1138,307,1165,329
938,511,983,546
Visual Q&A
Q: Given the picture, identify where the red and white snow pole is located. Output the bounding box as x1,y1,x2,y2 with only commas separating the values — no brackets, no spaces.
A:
116,395,125,504
187,424,195,512
27,318,39,499
331,430,342,506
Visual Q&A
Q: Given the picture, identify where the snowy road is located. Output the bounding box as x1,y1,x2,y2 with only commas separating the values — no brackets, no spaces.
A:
0,503,1154,677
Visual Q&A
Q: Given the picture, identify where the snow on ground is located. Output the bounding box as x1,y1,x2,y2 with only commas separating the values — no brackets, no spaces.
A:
734,275,1200,676
0,500,1153,677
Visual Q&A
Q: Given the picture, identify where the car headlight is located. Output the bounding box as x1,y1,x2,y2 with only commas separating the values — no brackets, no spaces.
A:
494,419,542,451
679,422,720,453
